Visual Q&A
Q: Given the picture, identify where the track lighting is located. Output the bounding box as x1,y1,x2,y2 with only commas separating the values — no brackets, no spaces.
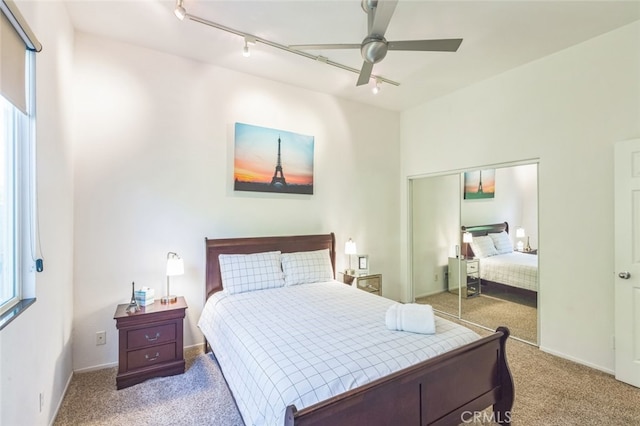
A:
243,36,256,57
174,0,186,20
372,78,381,94
172,7,400,88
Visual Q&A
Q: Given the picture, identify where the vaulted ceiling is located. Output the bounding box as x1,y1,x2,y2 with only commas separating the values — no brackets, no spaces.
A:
65,1,640,111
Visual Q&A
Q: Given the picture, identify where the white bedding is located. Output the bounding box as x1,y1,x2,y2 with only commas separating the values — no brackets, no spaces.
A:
479,252,538,292
198,281,480,426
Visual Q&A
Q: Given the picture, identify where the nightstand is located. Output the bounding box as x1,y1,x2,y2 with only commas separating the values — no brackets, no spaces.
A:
343,273,382,296
448,257,480,298
113,297,187,389
516,249,538,255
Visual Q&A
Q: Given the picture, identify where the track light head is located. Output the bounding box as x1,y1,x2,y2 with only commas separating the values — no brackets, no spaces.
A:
372,78,381,94
174,0,186,20
243,36,256,58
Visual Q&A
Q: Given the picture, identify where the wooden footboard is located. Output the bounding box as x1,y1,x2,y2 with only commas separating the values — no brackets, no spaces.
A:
285,327,514,426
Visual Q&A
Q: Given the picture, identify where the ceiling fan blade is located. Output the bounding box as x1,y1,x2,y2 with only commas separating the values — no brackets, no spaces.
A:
369,0,398,37
356,61,374,86
387,38,463,52
289,43,361,50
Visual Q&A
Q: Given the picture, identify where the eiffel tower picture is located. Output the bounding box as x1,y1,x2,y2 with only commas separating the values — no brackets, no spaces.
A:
270,136,287,188
463,169,495,200
233,123,314,195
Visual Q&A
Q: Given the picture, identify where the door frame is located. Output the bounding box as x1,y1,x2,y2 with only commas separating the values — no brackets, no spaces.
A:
614,138,640,387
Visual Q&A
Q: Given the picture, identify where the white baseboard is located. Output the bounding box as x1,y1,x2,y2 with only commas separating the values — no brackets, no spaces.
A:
74,361,118,374
538,346,614,375
74,343,204,374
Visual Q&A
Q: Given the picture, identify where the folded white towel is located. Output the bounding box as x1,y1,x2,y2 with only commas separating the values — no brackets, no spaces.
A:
385,303,436,334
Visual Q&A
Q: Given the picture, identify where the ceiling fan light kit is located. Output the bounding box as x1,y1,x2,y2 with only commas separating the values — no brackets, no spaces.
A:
172,0,462,90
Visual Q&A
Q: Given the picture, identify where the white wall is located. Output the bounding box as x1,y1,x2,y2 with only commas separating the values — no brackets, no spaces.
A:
0,2,75,425
411,174,459,297
71,33,401,371
400,21,640,372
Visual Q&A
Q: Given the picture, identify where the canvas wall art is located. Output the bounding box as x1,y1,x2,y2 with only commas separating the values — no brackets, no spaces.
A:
233,122,314,195
464,169,495,199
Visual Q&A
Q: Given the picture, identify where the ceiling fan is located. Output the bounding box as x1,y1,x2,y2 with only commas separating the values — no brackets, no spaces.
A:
289,0,463,87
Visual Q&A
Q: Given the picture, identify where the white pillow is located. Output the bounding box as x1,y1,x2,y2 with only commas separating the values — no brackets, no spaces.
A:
489,231,513,254
219,251,284,295
281,248,334,286
469,235,499,258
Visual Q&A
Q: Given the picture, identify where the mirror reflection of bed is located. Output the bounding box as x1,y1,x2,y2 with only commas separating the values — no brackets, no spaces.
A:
411,163,539,345
461,222,537,343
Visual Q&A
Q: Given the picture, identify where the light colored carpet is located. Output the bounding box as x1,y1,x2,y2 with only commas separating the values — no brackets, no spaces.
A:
53,347,243,426
416,291,538,344
464,323,640,425
54,336,640,425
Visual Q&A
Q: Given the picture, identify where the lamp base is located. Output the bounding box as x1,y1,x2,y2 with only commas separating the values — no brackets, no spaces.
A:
161,295,177,304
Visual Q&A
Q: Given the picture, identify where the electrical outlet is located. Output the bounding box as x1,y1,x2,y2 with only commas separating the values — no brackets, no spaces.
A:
39,392,44,413
96,331,106,345
434,273,439,282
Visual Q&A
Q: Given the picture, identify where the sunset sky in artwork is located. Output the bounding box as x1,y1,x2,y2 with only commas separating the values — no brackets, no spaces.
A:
234,123,314,185
464,170,496,194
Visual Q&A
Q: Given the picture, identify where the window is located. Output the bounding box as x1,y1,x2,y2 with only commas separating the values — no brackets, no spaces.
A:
0,1,41,326
0,94,30,316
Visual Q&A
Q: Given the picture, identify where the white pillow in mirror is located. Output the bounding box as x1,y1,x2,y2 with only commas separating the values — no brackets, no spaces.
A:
469,235,499,258
489,231,513,254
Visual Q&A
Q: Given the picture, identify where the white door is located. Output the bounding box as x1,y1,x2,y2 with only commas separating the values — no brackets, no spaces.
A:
614,138,640,388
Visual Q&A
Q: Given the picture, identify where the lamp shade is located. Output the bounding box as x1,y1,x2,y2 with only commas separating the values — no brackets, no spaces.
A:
462,232,473,243
166,254,184,276
516,227,525,238
345,238,357,255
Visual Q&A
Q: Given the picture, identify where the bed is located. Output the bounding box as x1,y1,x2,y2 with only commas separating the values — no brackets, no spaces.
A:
462,222,538,294
201,233,514,425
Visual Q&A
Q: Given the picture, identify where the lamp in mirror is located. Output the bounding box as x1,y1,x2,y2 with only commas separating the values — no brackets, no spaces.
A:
462,232,473,259
516,227,525,251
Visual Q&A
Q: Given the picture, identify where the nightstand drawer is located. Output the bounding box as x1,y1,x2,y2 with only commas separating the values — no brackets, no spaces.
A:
356,274,382,295
127,323,176,350
466,262,479,274
127,342,177,370
358,276,380,291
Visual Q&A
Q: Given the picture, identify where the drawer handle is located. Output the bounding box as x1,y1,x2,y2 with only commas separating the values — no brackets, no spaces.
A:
145,352,160,362
145,332,161,342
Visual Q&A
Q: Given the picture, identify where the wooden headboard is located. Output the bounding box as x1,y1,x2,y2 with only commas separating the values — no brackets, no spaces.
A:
461,222,509,258
204,233,336,300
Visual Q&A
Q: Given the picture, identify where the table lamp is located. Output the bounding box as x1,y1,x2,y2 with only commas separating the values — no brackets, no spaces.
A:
345,238,357,275
162,252,184,304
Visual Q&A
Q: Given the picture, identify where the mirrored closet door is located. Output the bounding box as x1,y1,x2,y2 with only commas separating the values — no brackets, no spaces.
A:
411,163,539,344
